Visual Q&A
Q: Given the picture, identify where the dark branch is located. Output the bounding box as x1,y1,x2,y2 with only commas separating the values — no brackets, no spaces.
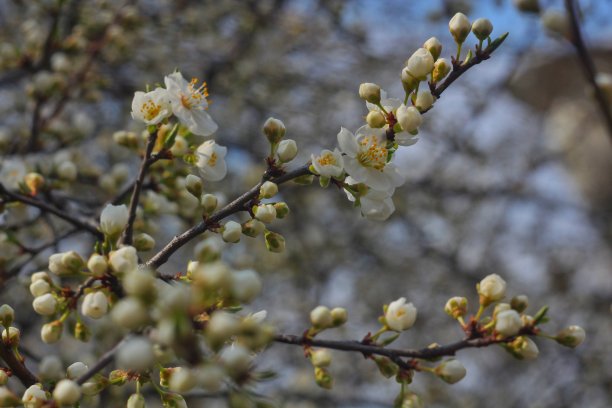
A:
564,0,612,143
0,341,38,387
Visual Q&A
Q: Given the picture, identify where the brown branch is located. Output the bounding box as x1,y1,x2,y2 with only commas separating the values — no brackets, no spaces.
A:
273,332,512,361
564,0,612,143
0,341,38,387
76,337,127,385
0,183,103,240
147,164,312,271
120,131,158,246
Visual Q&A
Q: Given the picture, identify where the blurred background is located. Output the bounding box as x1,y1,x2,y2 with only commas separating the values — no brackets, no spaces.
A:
0,0,611,407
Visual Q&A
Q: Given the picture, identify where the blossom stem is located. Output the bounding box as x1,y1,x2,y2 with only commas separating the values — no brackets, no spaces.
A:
475,305,485,321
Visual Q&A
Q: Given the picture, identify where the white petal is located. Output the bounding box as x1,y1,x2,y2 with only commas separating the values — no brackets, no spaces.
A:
343,158,368,183
337,127,359,157
189,110,218,137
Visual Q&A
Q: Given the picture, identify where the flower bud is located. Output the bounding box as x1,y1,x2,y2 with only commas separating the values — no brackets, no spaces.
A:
330,307,348,326
109,246,138,275
401,68,420,93
0,305,14,327
385,298,417,332
513,0,540,13
230,269,262,303
24,172,45,195
219,345,253,377
33,293,57,316
206,311,240,345
415,90,435,111
161,393,187,407
434,359,466,384
196,365,225,392
273,202,290,219
541,10,570,38
41,321,63,344
495,310,522,337
113,131,139,149
263,117,286,144
406,48,434,79
260,181,278,199
254,204,276,223
74,321,91,342
366,111,387,128
472,18,493,41
185,174,203,198
168,367,197,393
53,380,81,406
22,383,47,406
310,306,333,329
314,367,333,389
99,204,129,237
194,237,223,263
111,298,149,330
127,393,145,408
510,295,529,313
242,219,265,237
555,325,586,348
358,83,381,104
432,58,451,83
31,271,51,283
222,221,242,243
477,273,506,306
85,254,107,277
57,161,77,181
39,356,63,381
509,336,539,360
201,193,218,215
372,355,398,378
396,104,422,133
310,349,332,368
449,13,471,44
81,291,108,319
264,230,285,253
108,370,129,386
423,37,442,61
0,387,20,406
444,296,467,319
277,139,298,163
81,376,108,396
116,337,155,372
67,362,88,380
133,232,155,251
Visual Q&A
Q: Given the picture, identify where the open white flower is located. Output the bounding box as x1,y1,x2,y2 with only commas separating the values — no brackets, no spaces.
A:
0,159,26,190
131,88,172,125
385,297,417,331
337,127,404,192
344,177,395,221
195,140,227,182
395,104,422,146
311,148,344,178
165,72,218,136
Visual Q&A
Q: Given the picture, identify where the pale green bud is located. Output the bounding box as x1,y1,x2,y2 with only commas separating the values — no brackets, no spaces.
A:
263,117,286,144
366,111,387,128
510,295,529,313
434,359,467,384
310,306,332,329
277,139,298,162
555,325,586,348
242,219,265,237
331,307,348,326
133,233,155,251
472,18,493,41
185,174,203,198
259,181,278,199
264,230,285,253
201,193,218,215
449,13,472,44
423,37,442,60
0,305,14,328
444,297,467,319
273,202,290,219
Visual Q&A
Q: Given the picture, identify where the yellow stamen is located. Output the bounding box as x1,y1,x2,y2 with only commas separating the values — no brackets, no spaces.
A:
357,136,387,171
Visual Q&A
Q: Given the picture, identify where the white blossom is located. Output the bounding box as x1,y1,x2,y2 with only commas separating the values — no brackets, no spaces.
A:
311,148,344,178
195,140,227,182
337,127,404,193
495,309,522,337
344,177,396,221
52,380,81,406
385,297,417,331
222,220,242,243
406,48,434,79
131,88,172,125
109,246,138,275
99,204,129,237
22,383,47,407
32,293,57,316
165,72,217,136
81,291,108,319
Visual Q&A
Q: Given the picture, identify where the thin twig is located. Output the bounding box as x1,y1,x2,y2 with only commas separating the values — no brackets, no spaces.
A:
146,164,312,271
0,183,103,240
0,341,38,387
121,131,158,246
76,337,127,385
564,0,612,143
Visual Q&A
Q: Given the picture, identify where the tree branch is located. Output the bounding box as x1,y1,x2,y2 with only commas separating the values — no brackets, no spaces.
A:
147,164,312,271
76,338,127,385
120,131,158,246
0,341,38,387
0,183,103,240
564,0,612,143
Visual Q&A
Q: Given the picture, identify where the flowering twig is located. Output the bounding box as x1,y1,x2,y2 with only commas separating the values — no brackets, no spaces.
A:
0,341,38,387
121,130,159,246
0,183,103,240
146,164,312,271
76,338,128,385
564,0,612,143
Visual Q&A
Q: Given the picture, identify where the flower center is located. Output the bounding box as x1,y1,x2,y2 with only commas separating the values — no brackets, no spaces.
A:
357,136,387,171
317,152,337,167
140,99,162,121
180,78,209,110
208,152,218,167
